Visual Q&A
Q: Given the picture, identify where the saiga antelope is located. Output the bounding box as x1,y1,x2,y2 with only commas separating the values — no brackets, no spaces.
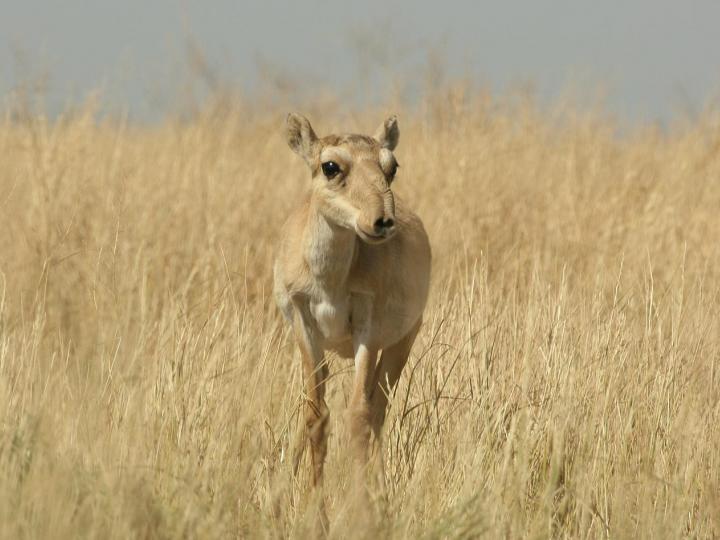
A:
274,114,431,485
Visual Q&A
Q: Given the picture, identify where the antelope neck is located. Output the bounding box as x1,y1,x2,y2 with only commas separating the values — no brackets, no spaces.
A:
304,203,357,290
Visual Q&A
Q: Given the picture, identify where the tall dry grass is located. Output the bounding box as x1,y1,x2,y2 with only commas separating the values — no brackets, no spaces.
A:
1,89,719,538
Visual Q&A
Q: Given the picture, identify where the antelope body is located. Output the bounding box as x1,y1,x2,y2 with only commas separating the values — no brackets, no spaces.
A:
274,114,431,485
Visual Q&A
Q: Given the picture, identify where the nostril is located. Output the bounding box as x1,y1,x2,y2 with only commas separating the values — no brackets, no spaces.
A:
373,217,395,235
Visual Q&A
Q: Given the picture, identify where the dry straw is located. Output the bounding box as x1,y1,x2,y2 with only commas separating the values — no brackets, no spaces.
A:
1,88,719,538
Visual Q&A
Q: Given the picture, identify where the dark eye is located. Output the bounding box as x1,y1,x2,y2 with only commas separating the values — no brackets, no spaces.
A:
321,161,341,179
389,162,398,180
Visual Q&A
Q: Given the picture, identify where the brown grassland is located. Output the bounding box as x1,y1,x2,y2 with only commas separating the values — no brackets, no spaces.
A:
1,88,720,538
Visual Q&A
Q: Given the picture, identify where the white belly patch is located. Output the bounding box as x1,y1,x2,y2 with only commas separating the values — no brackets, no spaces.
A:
310,297,350,343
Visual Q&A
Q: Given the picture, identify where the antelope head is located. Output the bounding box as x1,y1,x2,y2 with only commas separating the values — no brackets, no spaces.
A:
285,113,400,244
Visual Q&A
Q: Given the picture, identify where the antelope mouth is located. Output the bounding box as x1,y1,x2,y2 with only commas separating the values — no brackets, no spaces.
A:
355,225,396,244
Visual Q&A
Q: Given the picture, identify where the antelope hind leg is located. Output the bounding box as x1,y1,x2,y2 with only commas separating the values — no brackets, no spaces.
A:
370,318,421,441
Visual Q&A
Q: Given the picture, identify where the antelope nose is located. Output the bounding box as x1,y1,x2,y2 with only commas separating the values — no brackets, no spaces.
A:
373,217,395,235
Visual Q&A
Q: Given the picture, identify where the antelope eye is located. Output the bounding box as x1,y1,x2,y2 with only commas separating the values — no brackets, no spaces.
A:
389,162,398,179
321,161,341,179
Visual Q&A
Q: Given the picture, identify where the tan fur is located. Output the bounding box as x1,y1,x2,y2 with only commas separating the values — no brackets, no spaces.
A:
274,114,431,485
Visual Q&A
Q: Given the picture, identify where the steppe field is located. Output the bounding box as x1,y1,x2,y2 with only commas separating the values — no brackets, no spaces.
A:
1,89,719,539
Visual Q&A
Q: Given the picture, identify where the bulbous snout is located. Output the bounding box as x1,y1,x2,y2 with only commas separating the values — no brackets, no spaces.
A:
356,188,396,244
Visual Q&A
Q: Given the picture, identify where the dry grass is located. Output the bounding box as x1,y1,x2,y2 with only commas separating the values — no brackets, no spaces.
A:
1,89,720,539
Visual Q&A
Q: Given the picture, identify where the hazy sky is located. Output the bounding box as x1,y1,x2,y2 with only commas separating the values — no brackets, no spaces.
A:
2,0,720,123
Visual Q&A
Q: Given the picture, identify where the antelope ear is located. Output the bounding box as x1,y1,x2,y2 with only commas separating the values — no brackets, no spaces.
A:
285,113,318,165
373,115,399,150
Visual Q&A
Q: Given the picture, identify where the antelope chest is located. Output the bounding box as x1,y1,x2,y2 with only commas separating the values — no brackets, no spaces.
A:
309,294,351,344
